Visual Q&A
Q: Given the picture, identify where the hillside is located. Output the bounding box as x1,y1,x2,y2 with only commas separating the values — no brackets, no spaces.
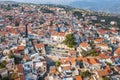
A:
69,0,120,14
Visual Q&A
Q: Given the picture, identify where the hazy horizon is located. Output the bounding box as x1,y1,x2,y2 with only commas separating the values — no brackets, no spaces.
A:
0,0,77,4
1,0,118,4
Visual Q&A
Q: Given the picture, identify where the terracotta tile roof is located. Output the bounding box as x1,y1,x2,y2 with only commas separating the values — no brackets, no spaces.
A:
62,66,71,71
69,50,76,55
105,66,112,72
95,43,108,47
61,57,76,64
77,57,99,65
97,70,109,77
35,43,45,49
98,54,110,59
112,56,120,59
97,29,108,34
87,58,99,65
17,46,24,51
114,47,120,55
17,64,23,73
6,28,19,34
51,31,66,37
50,66,56,74
75,75,82,80
94,38,104,43
20,75,25,80
80,42,89,48
23,55,30,61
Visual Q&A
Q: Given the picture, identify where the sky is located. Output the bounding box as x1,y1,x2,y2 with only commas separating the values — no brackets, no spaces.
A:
0,0,117,5
0,0,78,4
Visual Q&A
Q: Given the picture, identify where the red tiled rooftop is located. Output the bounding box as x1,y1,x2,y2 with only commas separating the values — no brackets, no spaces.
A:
75,75,82,80
80,42,89,47
17,46,24,51
114,47,120,55
97,70,109,77
35,43,45,49
17,64,23,73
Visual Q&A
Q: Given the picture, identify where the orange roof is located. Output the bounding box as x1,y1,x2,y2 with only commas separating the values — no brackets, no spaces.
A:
51,31,66,37
95,43,108,47
97,29,107,34
17,64,23,73
112,56,120,59
20,75,25,80
104,66,111,73
17,46,24,51
95,38,104,43
87,58,99,65
35,43,45,49
69,50,76,55
23,55,30,61
98,54,110,59
75,75,82,80
97,70,109,77
61,57,76,64
80,42,88,47
114,47,120,55
62,66,71,71
50,66,56,74
77,57,99,64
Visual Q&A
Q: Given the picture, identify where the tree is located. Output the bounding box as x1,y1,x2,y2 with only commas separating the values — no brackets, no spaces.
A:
103,77,110,80
0,61,7,69
55,61,61,67
6,15,13,21
89,41,95,49
81,70,91,77
62,34,77,48
105,62,112,66
81,50,87,57
79,60,84,68
15,21,20,26
6,4,12,10
14,56,22,64
10,73,18,80
89,49,99,56
73,11,83,19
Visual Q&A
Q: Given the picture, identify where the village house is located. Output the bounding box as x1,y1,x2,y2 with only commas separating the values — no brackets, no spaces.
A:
95,43,110,51
94,38,104,44
34,43,46,55
96,70,110,80
78,42,91,52
50,30,66,43
114,47,120,56
0,68,8,79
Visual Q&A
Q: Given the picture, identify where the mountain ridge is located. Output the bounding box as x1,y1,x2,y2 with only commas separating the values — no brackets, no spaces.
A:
69,0,120,14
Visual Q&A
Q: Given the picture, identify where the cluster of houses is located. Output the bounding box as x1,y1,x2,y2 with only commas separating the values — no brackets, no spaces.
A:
0,2,120,80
